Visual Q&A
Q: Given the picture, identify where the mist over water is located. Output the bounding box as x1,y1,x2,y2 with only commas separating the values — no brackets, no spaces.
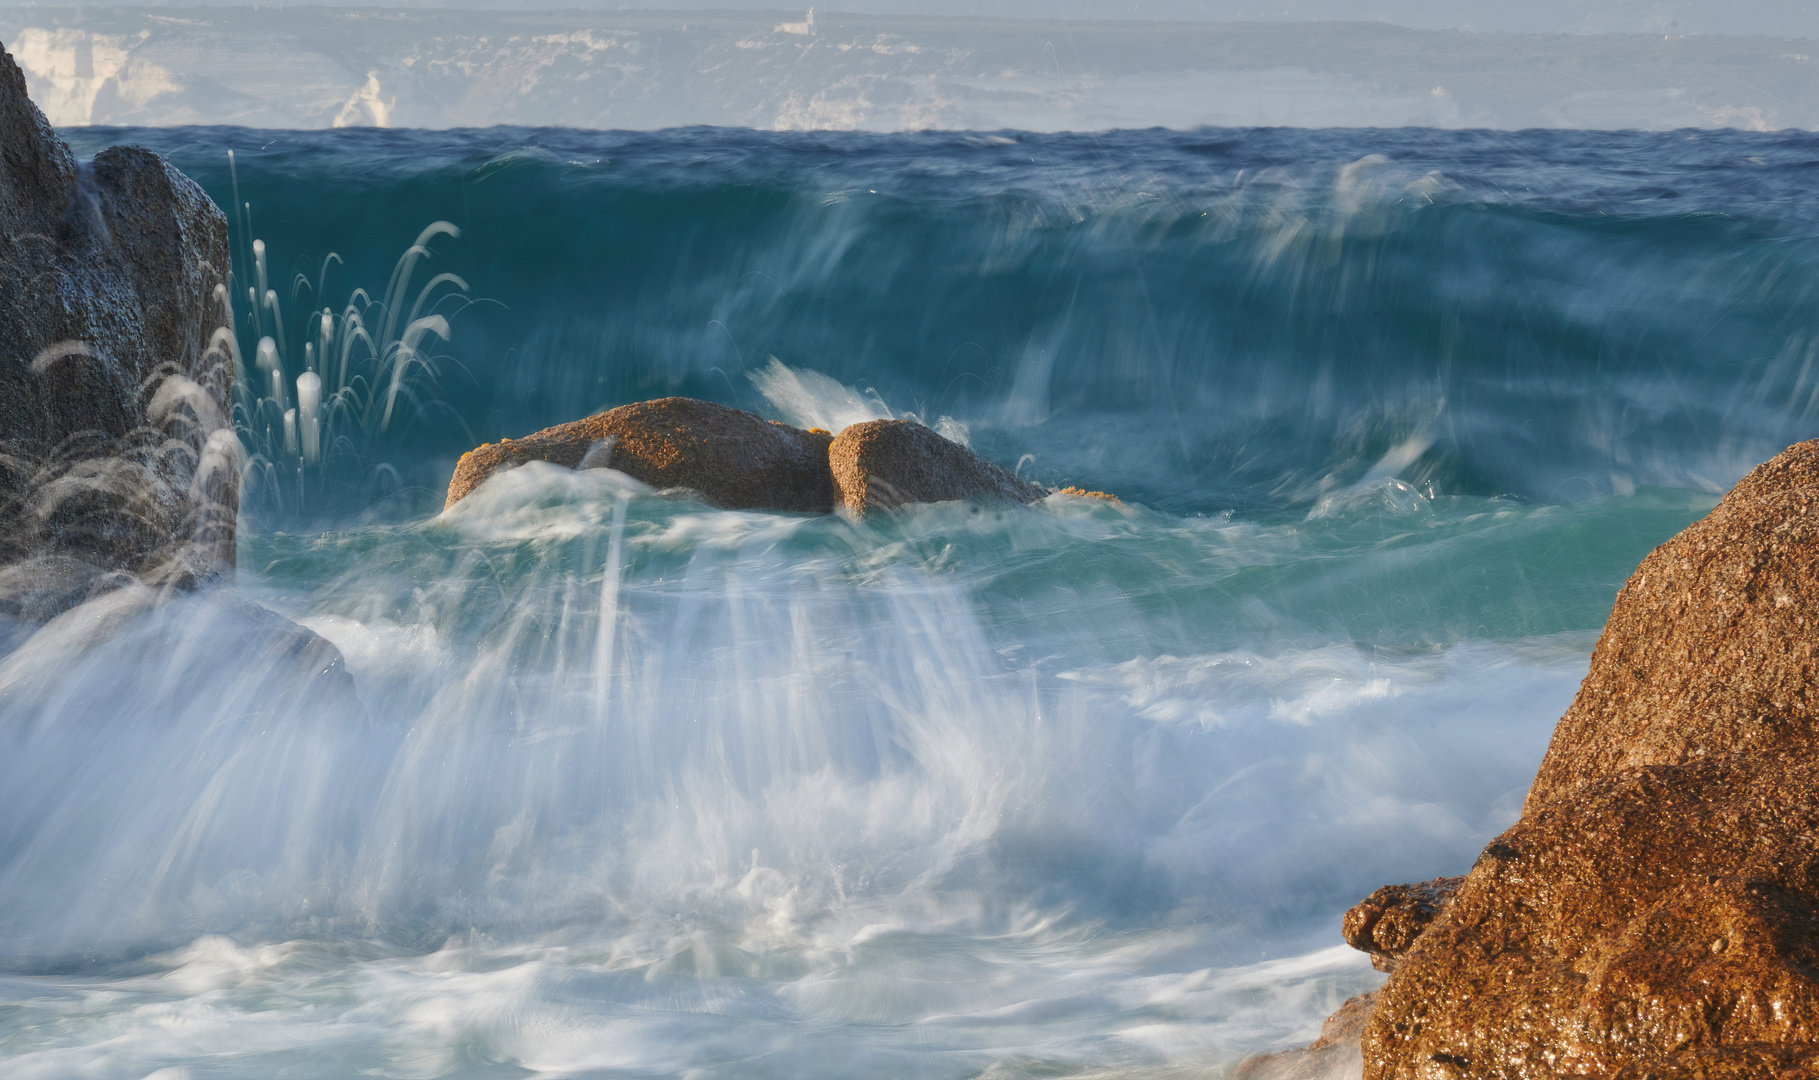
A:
3,124,1813,1077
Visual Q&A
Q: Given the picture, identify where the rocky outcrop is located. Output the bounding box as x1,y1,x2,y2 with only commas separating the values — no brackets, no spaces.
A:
1329,439,1819,1079
0,41,235,619
444,397,837,512
1340,876,1462,974
827,419,1045,518
1521,438,1819,811
446,401,1059,520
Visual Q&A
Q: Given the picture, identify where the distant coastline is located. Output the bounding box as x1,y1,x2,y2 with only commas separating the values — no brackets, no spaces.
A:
2,6,1815,131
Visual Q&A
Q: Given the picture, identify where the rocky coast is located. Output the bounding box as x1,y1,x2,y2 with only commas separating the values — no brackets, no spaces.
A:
1250,438,1819,1079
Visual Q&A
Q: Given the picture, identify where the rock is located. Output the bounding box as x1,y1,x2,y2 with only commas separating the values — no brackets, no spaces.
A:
0,41,235,608
445,403,1064,519
1339,876,1461,973
827,419,1044,518
444,397,836,512
1523,437,1819,810
1233,993,1374,1080
1343,438,1819,1079
1055,485,1121,503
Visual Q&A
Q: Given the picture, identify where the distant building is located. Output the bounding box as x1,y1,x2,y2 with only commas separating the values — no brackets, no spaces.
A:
776,8,815,36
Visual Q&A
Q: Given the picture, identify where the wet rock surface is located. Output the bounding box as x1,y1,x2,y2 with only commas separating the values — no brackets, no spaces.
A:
1331,439,1819,1079
0,43,344,681
447,401,1056,520
0,41,235,608
1340,877,1462,974
827,418,1045,519
1522,437,1819,810
445,397,837,513
1234,993,1375,1080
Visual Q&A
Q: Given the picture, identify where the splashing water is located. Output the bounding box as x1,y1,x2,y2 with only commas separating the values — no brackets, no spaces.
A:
8,122,1813,1077
1,462,1639,1076
228,150,478,527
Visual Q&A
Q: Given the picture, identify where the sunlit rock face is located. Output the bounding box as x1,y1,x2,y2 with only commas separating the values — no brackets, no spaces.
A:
0,40,234,620
1347,439,1819,1079
829,419,1044,519
445,399,1050,519
445,398,838,513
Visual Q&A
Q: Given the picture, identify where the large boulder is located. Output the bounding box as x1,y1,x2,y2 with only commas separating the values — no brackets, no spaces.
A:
444,397,836,512
1337,439,1819,1079
827,419,1045,518
0,41,235,617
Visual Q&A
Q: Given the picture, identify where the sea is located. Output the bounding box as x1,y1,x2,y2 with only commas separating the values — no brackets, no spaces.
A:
3,123,1817,1078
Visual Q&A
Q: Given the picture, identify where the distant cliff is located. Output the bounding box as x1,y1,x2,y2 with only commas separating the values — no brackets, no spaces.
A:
2,7,1816,132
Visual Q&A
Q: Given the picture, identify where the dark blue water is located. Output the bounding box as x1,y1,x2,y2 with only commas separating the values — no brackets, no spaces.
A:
68,125,1819,518
2,124,1811,1079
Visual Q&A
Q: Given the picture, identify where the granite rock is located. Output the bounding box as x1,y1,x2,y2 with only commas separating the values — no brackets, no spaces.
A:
827,418,1044,519
1340,877,1462,974
444,397,836,512
1344,438,1819,1079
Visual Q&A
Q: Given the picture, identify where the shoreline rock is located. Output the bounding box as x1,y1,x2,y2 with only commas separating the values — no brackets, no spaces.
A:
0,40,348,685
0,40,236,620
1339,876,1462,975
1303,438,1819,1079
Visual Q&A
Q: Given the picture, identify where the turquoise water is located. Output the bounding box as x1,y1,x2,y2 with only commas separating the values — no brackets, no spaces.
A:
1,124,1803,1077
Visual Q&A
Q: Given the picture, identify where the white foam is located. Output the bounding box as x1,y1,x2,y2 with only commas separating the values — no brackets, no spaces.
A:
0,487,1595,1075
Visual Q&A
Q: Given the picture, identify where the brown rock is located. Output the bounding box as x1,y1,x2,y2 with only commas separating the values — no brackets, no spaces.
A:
0,41,235,614
1524,440,1819,811
1234,993,1375,1080
444,397,835,512
1346,438,1819,1079
1340,877,1461,973
827,419,1044,518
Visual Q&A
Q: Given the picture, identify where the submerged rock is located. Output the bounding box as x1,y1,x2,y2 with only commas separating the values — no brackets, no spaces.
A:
0,41,235,606
827,418,1045,519
444,397,837,512
1327,439,1819,1079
